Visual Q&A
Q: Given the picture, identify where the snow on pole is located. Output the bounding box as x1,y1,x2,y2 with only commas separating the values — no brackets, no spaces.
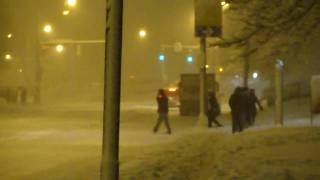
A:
100,0,123,179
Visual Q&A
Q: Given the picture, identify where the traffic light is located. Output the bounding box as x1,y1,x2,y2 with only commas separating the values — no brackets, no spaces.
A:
158,53,166,62
252,72,259,79
186,55,193,63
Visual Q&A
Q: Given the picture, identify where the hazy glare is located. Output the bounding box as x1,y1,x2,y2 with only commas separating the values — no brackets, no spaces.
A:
0,0,208,104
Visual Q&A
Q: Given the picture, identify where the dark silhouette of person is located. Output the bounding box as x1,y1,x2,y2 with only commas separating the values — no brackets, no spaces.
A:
240,87,251,129
153,89,171,134
207,91,222,127
248,89,263,126
229,87,243,133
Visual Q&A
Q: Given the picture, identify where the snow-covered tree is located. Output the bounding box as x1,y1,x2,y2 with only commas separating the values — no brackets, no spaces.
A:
215,0,320,86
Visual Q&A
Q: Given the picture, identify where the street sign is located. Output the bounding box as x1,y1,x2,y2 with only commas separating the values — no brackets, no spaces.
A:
194,0,222,37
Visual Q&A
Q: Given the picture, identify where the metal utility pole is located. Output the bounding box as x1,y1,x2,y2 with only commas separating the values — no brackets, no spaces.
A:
34,9,42,104
100,0,123,179
194,0,222,125
35,38,42,104
275,60,284,126
199,36,208,124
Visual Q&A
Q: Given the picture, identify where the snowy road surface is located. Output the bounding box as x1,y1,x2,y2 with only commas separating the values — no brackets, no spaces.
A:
0,100,320,179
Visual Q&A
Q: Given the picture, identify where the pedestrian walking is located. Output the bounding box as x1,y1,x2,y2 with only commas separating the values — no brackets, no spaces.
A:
153,89,171,134
248,89,263,126
207,91,223,127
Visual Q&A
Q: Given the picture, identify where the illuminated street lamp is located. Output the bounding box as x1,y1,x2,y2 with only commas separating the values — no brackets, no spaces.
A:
66,0,77,7
205,65,210,69
5,54,12,60
139,29,146,38
56,44,64,53
43,24,53,33
63,10,70,16
7,33,13,39
221,1,230,10
218,67,224,73
252,72,259,79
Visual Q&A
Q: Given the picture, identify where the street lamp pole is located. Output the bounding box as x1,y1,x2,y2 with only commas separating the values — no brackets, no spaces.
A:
34,38,42,104
35,22,52,104
100,0,123,179
199,36,208,124
34,12,43,104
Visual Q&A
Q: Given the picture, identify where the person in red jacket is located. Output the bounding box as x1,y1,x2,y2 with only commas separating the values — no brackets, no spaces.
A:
153,89,171,134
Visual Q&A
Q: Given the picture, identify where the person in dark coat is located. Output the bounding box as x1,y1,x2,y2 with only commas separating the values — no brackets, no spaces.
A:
229,87,243,133
153,89,171,134
240,87,251,129
248,89,263,126
207,91,223,127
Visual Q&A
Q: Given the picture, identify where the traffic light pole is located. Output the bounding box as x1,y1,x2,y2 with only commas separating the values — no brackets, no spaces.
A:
199,36,208,125
100,0,123,179
34,10,42,104
35,35,42,104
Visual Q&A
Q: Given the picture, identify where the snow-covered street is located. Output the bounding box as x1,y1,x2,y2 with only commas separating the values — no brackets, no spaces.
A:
1,0,320,179
0,100,319,179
